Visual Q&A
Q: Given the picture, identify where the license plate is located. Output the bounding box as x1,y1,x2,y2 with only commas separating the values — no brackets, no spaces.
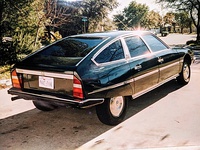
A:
39,76,54,89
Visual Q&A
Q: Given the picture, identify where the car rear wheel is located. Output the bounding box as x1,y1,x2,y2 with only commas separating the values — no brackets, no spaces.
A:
177,61,191,85
96,96,128,125
33,100,57,111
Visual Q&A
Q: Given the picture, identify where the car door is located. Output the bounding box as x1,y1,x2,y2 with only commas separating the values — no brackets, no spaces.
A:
124,35,159,97
88,39,133,98
141,34,180,82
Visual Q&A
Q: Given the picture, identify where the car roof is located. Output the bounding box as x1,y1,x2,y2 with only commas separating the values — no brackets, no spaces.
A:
70,30,151,39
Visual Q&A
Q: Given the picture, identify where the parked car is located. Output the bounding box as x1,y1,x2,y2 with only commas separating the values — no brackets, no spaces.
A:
8,31,194,125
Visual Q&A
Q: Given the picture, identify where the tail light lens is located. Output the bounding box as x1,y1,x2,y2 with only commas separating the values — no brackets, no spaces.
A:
11,69,22,88
73,76,83,99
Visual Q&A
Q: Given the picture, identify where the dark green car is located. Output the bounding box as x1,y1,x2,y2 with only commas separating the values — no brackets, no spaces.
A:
8,31,194,125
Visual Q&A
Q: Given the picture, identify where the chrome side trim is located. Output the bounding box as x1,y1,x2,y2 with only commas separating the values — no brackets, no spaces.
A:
159,61,179,71
88,78,134,95
16,68,73,79
132,74,179,99
135,69,158,81
88,69,159,95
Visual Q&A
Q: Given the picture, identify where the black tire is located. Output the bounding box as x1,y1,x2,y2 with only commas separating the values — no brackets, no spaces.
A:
96,96,128,125
33,100,57,111
177,61,191,85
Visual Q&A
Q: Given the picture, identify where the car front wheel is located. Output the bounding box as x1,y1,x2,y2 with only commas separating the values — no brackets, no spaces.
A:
96,96,128,125
177,61,191,85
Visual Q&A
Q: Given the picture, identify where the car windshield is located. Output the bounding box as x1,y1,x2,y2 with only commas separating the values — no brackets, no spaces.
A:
24,37,105,66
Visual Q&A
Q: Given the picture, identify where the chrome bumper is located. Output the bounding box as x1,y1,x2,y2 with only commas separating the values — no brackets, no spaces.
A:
8,88,104,108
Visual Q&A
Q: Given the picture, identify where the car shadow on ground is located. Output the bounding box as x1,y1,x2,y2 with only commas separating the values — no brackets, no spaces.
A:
0,79,183,150
126,79,182,119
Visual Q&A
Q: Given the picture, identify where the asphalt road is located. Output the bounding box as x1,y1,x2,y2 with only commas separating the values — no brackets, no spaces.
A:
0,34,199,150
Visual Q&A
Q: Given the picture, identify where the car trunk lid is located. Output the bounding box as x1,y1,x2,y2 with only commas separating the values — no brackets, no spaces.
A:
11,67,84,100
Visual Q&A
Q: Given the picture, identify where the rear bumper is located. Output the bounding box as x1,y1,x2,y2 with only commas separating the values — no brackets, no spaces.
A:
8,88,104,108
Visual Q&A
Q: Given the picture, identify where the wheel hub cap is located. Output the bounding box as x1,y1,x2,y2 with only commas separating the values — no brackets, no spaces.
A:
183,64,190,81
110,96,124,117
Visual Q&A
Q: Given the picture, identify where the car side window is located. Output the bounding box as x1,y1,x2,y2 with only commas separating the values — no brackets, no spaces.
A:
95,40,125,63
142,34,168,52
124,36,150,58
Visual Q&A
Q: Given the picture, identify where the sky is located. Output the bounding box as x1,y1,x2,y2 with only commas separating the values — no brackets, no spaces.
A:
64,0,170,17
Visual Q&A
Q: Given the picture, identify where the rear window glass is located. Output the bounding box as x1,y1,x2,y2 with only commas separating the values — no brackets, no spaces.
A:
24,37,105,66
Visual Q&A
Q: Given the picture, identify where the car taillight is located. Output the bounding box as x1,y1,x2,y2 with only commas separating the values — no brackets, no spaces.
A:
73,76,83,99
11,69,22,88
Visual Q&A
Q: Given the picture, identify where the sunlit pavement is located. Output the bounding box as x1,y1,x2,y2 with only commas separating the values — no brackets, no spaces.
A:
77,34,200,150
0,89,35,119
159,33,196,46
77,64,200,150
1,33,200,150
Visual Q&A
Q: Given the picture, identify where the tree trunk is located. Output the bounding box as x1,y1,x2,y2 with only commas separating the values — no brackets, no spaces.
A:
46,26,51,41
0,0,4,40
190,8,200,41
197,7,200,41
188,19,192,34
197,25,200,41
181,27,184,34
34,26,40,47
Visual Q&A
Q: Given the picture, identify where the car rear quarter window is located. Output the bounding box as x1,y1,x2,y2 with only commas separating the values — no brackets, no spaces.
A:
141,34,168,52
94,40,125,64
124,36,150,57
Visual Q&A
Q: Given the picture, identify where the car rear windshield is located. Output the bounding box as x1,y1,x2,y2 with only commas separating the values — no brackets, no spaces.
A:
24,37,105,66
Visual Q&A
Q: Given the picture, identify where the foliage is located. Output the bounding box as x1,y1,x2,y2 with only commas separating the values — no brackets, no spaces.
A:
0,41,17,65
163,12,175,25
0,65,11,80
78,0,118,32
145,10,162,29
0,0,118,66
174,12,192,33
156,0,200,41
1,0,34,65
44,0,79,38
113,1,149,30
0,0,47,66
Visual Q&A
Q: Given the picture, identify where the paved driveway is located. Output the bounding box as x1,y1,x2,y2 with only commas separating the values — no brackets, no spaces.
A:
0,33,199,150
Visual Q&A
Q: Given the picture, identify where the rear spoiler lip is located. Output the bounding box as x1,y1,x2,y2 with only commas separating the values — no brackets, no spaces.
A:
8,87,104,108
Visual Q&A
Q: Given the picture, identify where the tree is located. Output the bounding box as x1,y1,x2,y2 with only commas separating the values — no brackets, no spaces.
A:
113,1,149,30
162,12,175,32
163,12,175,26
13,0,46,52
156,0,200,41
44,0,79,39
145,10,162,29
78,0,118,32
0,0,38,65
175,12,192,33
0,0,32,41
0,0,119,65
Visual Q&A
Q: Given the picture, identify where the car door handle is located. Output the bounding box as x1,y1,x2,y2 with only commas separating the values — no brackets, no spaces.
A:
135,64,142,70
158,57,164,63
